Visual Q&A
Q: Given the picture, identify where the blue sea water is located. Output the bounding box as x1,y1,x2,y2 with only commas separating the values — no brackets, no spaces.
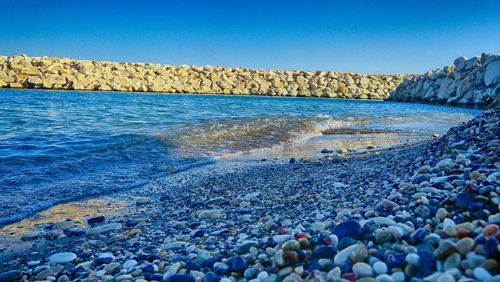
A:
0,89,480,226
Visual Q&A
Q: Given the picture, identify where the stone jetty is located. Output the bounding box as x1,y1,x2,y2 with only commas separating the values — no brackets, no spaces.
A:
389,53,500,109
0,55,403,99
2,54,499,109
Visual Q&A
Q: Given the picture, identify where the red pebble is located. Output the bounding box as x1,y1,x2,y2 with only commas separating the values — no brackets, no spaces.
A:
464,182,478,193
457,229,474,239
483,224,499,237
343,273,357,282
295,232,311,239
278,227,287,235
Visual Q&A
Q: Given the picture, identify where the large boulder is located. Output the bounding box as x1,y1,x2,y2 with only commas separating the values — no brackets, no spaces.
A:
23,76,43,88
437,78,456,101
483,60,500,87
453,56,467,69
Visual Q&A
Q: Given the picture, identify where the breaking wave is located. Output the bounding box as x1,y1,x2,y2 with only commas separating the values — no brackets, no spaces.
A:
157,115,369,156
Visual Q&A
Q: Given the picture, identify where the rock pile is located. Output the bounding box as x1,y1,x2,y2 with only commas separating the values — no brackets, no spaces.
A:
0,55,403,99
389,53,500,109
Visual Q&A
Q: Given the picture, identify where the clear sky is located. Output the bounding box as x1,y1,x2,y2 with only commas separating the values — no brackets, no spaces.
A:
0,0,499,74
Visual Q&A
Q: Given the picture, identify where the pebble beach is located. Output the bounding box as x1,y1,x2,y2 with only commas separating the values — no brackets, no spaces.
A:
0,108,498,282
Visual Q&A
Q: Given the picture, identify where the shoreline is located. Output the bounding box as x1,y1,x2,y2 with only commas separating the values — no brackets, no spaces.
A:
0,129,434,230
1,88,480,230
0,109,500,281
0,87,493,111
0,140,427,270
0,107,498,281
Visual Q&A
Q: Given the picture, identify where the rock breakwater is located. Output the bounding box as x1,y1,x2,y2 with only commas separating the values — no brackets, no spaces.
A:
0,55,403,99
389,53,500,109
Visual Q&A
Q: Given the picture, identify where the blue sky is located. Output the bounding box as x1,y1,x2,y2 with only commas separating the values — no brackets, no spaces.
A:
0,0,499,74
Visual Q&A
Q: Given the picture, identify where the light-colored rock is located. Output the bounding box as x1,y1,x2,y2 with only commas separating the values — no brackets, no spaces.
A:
352,262,373,278
453,56,467,68
334,244,357,266
484,60,500,87
0,55,405,101
52,221,75,231
49,252,77,264
86,223,122,235
198,209,225,220
389,53,499,108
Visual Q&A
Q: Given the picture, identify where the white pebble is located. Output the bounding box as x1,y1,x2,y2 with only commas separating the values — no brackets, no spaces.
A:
437,273,456,282
392,272,406,282
474,267,492,281
123,259,137,269
49,252,77,264
405,253,420,265
376,274,394,282
373,261,388,275
257,271,268,281
333,244,357,266
352,262,373,278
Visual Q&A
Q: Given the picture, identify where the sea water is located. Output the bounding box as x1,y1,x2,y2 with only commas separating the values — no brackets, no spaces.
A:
0,89,480,225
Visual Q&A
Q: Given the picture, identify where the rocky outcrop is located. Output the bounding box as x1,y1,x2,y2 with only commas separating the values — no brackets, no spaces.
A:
0,55,404,99
389,53,500,108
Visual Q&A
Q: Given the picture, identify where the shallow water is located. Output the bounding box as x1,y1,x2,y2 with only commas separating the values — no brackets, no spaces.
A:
0,89,480,226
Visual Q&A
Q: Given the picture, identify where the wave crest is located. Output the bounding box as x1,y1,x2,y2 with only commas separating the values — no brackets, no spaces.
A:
156,115,368,156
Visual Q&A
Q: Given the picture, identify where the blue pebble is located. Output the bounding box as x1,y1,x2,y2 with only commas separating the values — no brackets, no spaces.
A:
67,229,85,237
456,192,475,208
470,202,484,211
409,228,427,245
306,260,321,272
141,264,155,273
237,209,252,214
418,251,435,266
203,272,219,282
213,265,228,276
232,256,246,272
339,262,352,273
95,257,113,265
427,206,437,217
452,214,465,224
485,238,498,258
464,169,471,180
416,243,436,255
213,262,229,276
332,220,362,240
297,250,307,259
165,274,195,282
473,210,489,220
414,252,435,277
200,257,222,268
337,237,356,250
385,253,406,269
312,246,337,259
192,230,205,238
151,274,164,281
185,261,201,271
87,216,105,225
